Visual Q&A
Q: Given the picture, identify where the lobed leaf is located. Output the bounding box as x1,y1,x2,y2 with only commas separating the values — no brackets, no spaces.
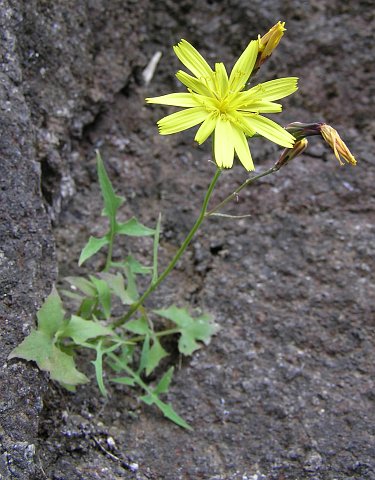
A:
124,316,150,335
8,330,88,388
60,315,113,345
154,306,220,355
37,287,65,338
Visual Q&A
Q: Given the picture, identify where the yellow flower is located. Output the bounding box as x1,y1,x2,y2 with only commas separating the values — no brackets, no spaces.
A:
320,124,357,166
146,39,298,171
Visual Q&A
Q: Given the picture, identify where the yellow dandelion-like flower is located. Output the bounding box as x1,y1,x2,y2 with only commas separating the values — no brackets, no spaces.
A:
146,38,298,171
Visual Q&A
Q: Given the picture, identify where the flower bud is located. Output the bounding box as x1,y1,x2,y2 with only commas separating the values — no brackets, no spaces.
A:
274,138,308,170
319,124,357,166
255,21,286,69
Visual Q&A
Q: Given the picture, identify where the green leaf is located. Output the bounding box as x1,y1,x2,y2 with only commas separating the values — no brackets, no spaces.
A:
91,340,107,396
91,340,120,397
8,330,88,388
89,276,111,319
124,316,150,335
65,276,97,296
79,236,109,266
60,289,84,301
127,255,153,274
47,346,89,387
123,266,139,301
145,337,169,376
140,393,192,430
153,366,174,395
96,150,124,219
99,272,134,305
111,376,136,387
60,315,113,345
154,306,220,355
116,217,155,237
37,287,65,338
78,297,98,319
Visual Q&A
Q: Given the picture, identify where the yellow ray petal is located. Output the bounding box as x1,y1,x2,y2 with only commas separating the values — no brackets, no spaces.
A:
214,117,235,168
244,115,295,148
146,93,201,108
246,77,298,102
228,40,258,93
214,63,229,98
195,113,217,144
231,125,254,171
176,70,214,97
157,107,208,135
173,39,214,81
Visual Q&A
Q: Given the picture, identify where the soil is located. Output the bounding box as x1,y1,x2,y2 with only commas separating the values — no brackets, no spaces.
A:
1,1,374,479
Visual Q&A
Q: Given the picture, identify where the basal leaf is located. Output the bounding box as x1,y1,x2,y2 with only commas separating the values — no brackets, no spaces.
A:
116,217,155,237
37,287,65,338
79,236,109,266
47,346,89,387
61,315,113,345
8,330,53,364
96,150,124,219
8,330,88,388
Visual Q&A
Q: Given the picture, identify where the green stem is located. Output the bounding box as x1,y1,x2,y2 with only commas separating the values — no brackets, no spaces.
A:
104,219,117,272
130,328,181,344
114,167,222,328
206,165,277,216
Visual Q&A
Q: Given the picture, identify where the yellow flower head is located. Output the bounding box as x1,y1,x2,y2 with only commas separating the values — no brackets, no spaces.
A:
146,38,298,171
320,124,357,166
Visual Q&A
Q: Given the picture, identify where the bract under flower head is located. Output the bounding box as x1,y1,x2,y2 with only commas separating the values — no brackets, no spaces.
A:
146,38,298,171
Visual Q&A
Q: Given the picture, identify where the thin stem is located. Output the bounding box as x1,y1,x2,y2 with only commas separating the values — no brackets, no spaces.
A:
114,167,222,328
206,165,277,216
104,217,117,272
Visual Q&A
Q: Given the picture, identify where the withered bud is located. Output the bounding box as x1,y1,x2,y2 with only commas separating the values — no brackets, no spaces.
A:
319,124,357,166
274,138,308,170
